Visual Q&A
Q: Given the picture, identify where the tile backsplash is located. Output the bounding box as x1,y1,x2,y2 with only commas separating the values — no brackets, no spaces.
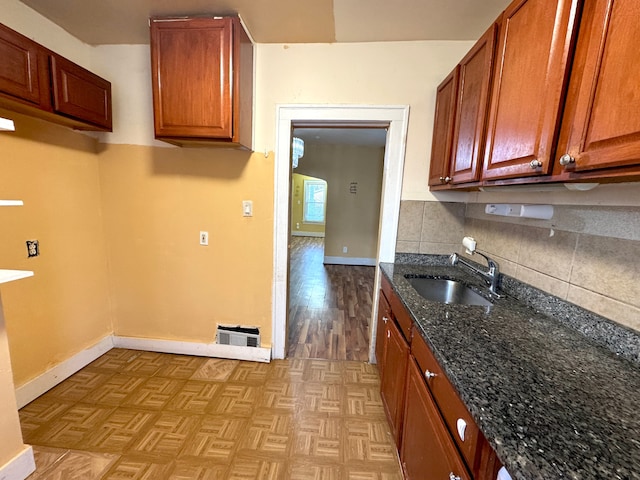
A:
396,201,640,332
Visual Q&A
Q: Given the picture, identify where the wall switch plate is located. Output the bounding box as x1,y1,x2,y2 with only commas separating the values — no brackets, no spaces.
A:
26,240,39,257
199,231,209,246
242,200,253,217
342,246,348,253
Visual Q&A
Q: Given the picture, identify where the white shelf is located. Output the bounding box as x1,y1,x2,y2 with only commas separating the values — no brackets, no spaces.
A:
0,200,24,206
0,270,34,284
0,117,15,131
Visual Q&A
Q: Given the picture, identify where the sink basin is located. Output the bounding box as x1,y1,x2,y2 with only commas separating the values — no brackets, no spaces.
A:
407,278,493,307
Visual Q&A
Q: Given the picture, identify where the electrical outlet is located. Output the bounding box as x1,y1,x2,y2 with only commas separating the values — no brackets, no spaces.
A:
26,240,39,257
199,231,209,246
342,246,348,253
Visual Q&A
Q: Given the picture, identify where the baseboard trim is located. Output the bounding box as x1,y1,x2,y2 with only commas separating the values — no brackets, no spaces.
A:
15,335,114,409
323,256,376,266
291,232,325,237
112,336,271,363
0,445,35,480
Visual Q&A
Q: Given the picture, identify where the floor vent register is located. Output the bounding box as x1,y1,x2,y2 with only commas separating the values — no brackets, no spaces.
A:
216,325,260,347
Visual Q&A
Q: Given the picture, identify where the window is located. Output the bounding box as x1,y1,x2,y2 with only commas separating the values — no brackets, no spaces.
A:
303,179,327,224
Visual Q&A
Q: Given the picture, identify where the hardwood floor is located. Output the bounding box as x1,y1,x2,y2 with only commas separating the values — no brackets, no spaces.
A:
287,237,374,362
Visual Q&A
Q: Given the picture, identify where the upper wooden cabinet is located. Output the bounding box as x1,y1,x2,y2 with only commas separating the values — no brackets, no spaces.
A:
50,54,112,131
150,16,253,149
0,22,112,131
428,67,459,189
555,0,640,178
482,0,580,181
0,23,50,110
450,22,498,185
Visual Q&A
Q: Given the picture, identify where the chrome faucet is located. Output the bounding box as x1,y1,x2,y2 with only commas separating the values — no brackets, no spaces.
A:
449,252,501,297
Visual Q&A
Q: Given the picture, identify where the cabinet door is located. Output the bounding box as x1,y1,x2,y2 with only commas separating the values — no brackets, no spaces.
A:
428,67,459,188
401,359,471,480
375,290,391,375
150,17,233,140
379,316,410,447
557,0,640,173
0,23,49,109
50,55,112,131
482,0,580,181
450,23,497,185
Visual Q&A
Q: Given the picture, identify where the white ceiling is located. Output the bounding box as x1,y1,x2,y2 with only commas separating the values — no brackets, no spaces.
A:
294,127,388,147
17,0,511,45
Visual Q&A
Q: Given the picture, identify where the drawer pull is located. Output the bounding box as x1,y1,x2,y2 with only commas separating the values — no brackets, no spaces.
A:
424,369,437,380
456,418,467,442
449,473,462,480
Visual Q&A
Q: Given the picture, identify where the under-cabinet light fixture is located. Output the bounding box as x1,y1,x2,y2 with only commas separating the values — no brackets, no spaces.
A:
0,117,15,132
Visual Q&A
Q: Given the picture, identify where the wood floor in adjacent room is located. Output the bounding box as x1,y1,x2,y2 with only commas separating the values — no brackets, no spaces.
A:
287,237,374,362
20,349,402,479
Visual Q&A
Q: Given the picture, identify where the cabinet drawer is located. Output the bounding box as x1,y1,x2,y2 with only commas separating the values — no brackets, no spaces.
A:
412,331,482,471
381,274,413,342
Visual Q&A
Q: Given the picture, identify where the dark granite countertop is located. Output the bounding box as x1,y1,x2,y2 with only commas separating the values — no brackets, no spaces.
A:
380,260,640,480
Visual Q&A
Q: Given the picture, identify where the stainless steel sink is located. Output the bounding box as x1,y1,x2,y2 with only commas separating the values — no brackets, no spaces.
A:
406,278,493,307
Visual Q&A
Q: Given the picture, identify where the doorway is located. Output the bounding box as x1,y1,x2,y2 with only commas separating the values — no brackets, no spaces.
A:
272,105,409,361
287,127,386,360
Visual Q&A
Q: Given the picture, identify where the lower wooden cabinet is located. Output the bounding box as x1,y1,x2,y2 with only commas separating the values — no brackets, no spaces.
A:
378,306,410,446
376,280,503,479
401,358,471,480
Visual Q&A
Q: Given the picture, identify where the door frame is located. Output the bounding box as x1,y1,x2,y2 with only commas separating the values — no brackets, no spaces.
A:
272,104,409,360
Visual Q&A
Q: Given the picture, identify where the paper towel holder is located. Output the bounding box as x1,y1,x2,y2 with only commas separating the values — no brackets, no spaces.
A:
485,204,554,220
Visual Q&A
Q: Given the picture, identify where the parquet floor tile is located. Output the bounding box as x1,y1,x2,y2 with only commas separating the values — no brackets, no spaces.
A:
289,461,342,480
292,416,342,461
191,358,239,382
129,412,199,458
23,350,402,479
169,461,229,480
226,455,287,480
165,380,221,414
179,415,247,463
83,409,157,453
300,383,344,416
81,374,147,406
100,456,173,480
156,354,207,379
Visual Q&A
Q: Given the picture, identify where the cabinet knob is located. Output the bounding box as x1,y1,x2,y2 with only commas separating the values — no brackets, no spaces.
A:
449,474,462,480
529,159,543,169
382,316,389,324
439,176,452,183
424,369,437,380
456,418,467,442
559,154,575,166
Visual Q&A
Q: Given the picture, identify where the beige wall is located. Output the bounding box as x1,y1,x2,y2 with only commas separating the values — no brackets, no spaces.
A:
295,144,384,261
254,42,475,201
0,110,113,386
291,173,326,236
397,201,640,332
98,144,274,344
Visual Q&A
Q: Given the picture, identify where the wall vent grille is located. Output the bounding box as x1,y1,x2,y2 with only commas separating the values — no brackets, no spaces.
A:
216,325,260,348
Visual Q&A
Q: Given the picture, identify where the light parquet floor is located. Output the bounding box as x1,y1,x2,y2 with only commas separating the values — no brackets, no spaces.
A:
288,237,374,362
21,349,403,480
